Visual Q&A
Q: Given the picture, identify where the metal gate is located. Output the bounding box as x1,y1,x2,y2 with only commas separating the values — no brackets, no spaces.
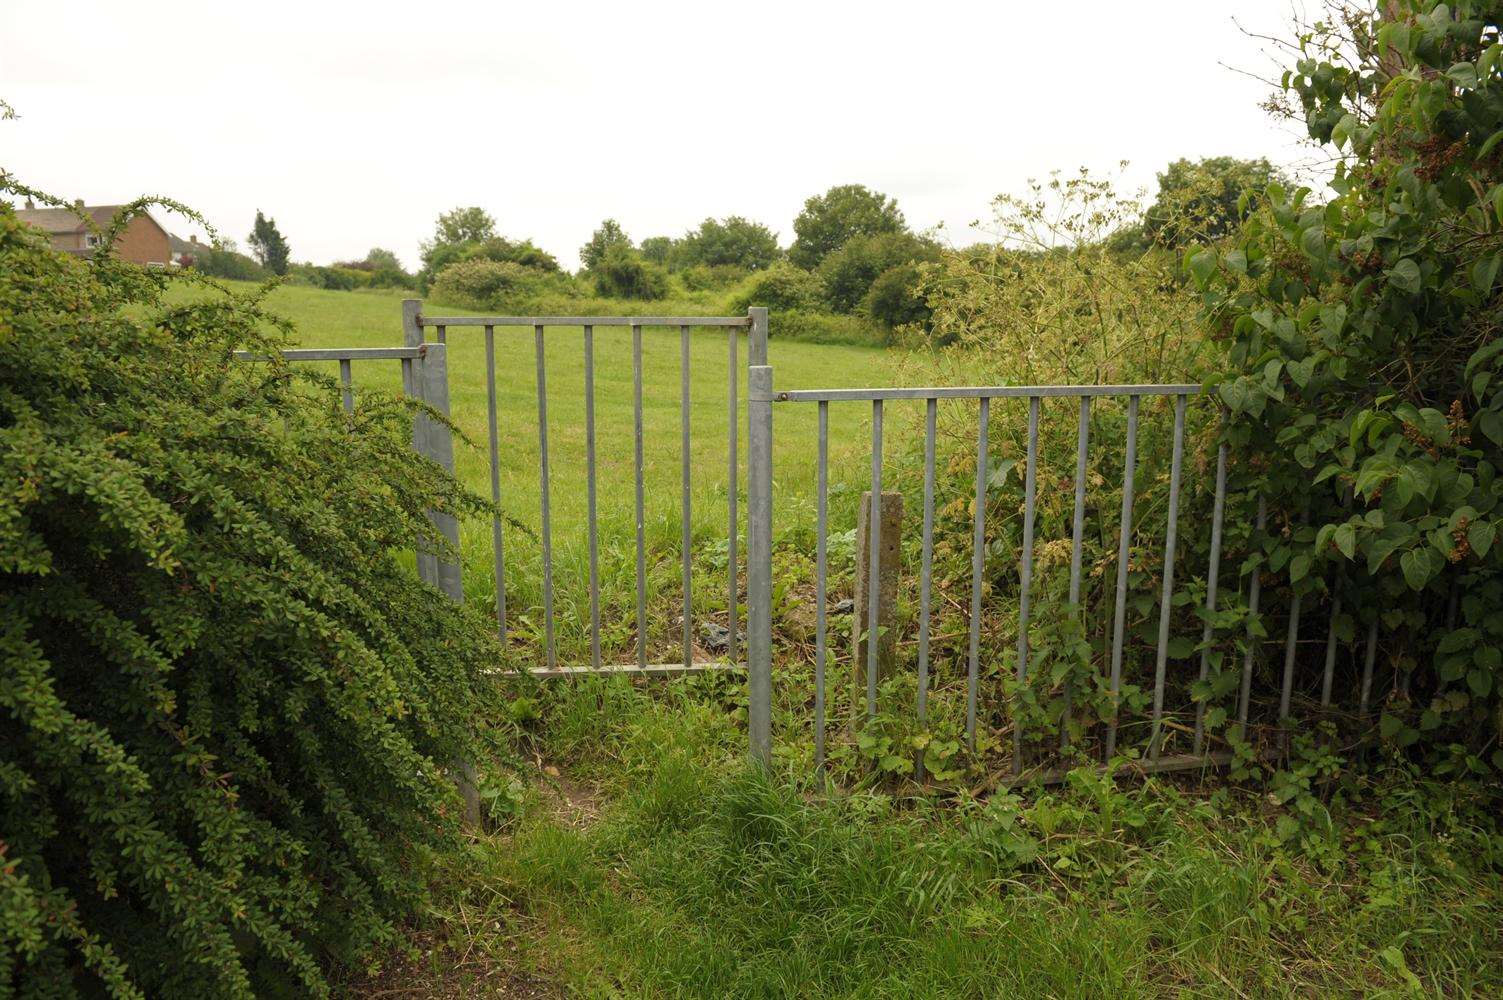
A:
254,303,1389,787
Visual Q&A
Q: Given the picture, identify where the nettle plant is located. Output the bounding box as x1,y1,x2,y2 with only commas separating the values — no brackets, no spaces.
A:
1190,1,1503,763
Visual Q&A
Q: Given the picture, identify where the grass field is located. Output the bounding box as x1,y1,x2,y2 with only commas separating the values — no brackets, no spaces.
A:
174,281,905,664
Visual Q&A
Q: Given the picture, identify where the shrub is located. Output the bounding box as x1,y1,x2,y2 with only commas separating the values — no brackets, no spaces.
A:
861,262,931,329
729,263,823,314
0,197,500,995
289,264,369,291
591,246,668,300
1189,0,1503,760
429,258,550,309
671,216,781,271
679,263,750,292
789,183,907,270
817,231,939,313
190,247,265,280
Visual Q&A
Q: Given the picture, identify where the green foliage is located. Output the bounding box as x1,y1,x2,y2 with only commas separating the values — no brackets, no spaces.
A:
727,262,823,313
590,245,668,300
0,198,501,997
247,209,290,276
335,248,416,289
429,258,563,310
638,235,675,264
817,231,938,313
1115,156,1290,251
861,261,931,329
677,263,749,291
578,218,632,273
189,246,265,281
428,206,497,247
788,183,907,270
1189,0,1503,759
671,216,781,271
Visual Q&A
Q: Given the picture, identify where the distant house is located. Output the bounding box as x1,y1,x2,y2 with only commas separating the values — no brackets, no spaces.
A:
15,199,173,266
168,231,211,267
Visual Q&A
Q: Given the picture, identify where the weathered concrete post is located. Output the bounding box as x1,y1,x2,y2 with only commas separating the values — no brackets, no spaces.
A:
746,307,773,767
853,490,903,709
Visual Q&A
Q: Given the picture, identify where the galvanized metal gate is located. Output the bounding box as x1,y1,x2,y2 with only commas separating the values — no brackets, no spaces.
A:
254,302,1387,787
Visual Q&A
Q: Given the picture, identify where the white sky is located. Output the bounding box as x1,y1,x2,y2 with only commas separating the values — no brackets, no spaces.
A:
2,1,1310,271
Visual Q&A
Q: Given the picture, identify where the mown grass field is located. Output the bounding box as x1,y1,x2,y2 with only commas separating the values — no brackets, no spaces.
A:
176,280,903,664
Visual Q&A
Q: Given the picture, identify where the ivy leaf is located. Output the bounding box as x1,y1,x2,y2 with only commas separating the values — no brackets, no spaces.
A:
1387,258,1422,295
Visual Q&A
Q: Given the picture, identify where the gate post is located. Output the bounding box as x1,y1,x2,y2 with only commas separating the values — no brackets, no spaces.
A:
746,307,773,767
403,299,480,827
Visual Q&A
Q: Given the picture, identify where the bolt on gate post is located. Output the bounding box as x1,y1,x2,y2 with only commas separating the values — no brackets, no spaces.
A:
746,307,773,767
402,299,481,827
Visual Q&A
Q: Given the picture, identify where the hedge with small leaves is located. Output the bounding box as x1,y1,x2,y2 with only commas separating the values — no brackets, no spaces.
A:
1189,0,1503,763
0,198,502,997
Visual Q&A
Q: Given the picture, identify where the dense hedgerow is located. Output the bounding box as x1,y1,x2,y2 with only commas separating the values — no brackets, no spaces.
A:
0,197,502,997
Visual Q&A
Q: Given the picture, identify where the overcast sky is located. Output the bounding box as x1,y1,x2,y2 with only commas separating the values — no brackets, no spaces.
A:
2,1,1311,271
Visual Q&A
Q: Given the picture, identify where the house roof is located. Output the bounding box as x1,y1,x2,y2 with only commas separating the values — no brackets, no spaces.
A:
15,204,126,234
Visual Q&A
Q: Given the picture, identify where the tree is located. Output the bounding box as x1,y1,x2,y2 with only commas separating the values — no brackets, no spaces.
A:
789,183,907,270
639,235,676,265
428,206,496,247
817,231,938,313
1140,156,1288,248
578,218,632,272
1190,0,1503,758
673,216,781,271
591,245,667,299
363,247,402,271
247,209,289,275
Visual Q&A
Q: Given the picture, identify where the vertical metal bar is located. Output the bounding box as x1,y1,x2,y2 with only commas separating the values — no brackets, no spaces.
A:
1013,395,1040,775
402,299,436,588
815,400,829,773
414,338,476,826
633,324,647,670
1320,596,1341,707
534,325,556,672
746,308,773,766
1236,498,1269,734
681,325,693,671
966,397,990,750
865,399,884,720
1148,394,1187,761
916,397,936,777
584,326,601,670
1060,396,1090,751
338,358,353,415
1104,395,1140,761
484,326,507,640
1192,438,1229,756
436,324,446,345
727,327,739,666
1359,617,1378,716
1279,593,1302,724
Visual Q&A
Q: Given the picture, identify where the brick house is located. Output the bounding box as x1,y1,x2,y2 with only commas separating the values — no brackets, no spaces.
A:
15,199,174,266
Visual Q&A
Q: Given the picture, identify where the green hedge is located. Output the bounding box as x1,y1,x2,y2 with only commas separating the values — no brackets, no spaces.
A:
0,200,501,997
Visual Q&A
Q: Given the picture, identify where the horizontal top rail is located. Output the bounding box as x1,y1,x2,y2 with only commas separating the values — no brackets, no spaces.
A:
234,347,427,362
416,314,753,328
775,383,1211,403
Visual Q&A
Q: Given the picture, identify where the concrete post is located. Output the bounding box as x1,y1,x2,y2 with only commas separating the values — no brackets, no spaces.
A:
746,308,772,767
853,491,903,702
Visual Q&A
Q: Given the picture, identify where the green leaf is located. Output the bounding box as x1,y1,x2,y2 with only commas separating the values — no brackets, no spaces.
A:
1472,256,1502,295
1379,712,1404,738
1290,553,1311,582
1334,523,1357,559
1387,258,1422,295
1166,637,1196,659
1469,520,1495,558
1447,62,1479,89
1400,548,1431,591
1468,668,1493,697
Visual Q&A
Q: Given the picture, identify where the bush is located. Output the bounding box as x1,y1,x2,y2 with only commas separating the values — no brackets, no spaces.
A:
289,264,369,291
862,262,931,329
429,258,553,309
817,231,938,313
679,263,750,292
591,246,668,300
0,199,500,995
190,247,265,280
671,216,781,272
729,263,823,314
